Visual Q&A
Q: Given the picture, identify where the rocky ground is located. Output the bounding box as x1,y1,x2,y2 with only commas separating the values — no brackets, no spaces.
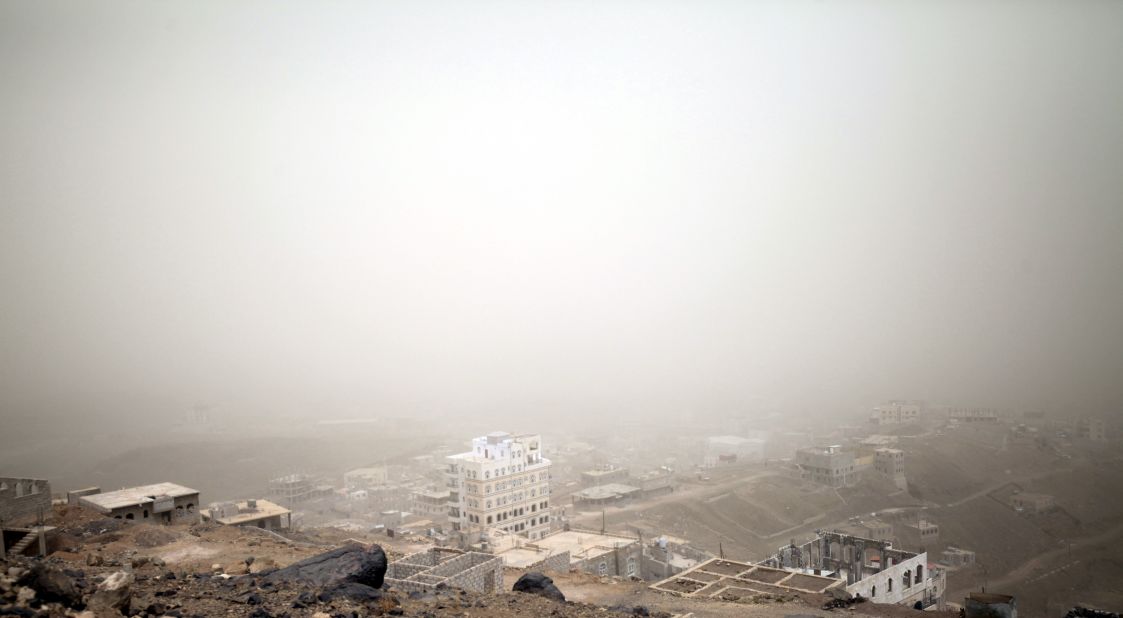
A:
1,505,965,617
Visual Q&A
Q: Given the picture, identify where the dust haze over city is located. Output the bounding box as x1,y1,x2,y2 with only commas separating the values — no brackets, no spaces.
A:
1,2,1122,617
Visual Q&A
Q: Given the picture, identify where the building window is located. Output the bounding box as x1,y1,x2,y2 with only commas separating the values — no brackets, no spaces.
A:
916,565,923,584
598,562,608,576
487,516,493,524
627,558,637,577
888,578,893,592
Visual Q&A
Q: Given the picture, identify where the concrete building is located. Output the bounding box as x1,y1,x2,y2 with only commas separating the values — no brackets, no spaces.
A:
1079,417,1107,442
268,474,315,504
840,519,893,542
762,531,945,609
344,467,388,490
78,483,200,523
0,478,51,524
940,546,976,568
1011,492,1055,514
571,483,642,510
445,431,552,544
204,499,291,530
580,466,629,487
874,448,908,490
870,401,923,425
632,469,674,497
409,488,450,524
795,446,856,487
496,529,643,578
944,406,1000,423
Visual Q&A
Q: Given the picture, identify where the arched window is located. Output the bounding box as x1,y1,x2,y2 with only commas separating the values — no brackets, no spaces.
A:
598,562,608,576
627,557,637,577
915,565,923,584
871,585,876,597
903,570,911,588
888,577,893,592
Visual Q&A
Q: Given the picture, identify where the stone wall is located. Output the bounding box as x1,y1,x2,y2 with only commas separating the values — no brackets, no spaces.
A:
0,478,51,523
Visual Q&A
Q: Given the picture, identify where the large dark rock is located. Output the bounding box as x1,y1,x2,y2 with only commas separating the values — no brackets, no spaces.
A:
263,543,386,589
317,581,383,602
18,563,84,608
512,572,565,602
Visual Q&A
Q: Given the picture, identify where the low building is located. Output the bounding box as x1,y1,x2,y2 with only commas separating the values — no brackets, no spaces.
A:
940,546,976,568
571,483,641,509
945,407,1000,423
581,466,629,487
0,478,51,524
632,469,674,497
78,483,200,523
1011,492,1054,513
840,519,893,542
204,499,291,530
496,529,643,578
795,446,856,487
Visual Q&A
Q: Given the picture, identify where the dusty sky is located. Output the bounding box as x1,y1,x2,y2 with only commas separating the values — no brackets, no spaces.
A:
2,1,1121,424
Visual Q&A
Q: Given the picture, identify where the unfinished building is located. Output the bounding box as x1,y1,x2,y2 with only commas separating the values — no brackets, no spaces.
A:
384,548,503,594
0,478,51,523
761,531,945,608
651,558,843,601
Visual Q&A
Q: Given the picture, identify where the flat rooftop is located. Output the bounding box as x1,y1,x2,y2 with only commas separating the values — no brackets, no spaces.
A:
209,499,290,525
80,483,198,511
497,529,638,568
573,483,641,500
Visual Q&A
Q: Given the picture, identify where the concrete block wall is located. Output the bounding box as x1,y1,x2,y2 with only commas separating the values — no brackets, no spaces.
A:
386,562,431,579
524,551,570,573
0,478,51,523
445,555,504,593
384,549,504,595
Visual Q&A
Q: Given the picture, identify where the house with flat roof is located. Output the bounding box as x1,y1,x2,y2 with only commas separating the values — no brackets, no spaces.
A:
571,483,641,509
496,529,643,578
78,483,200,523
204,499,291,530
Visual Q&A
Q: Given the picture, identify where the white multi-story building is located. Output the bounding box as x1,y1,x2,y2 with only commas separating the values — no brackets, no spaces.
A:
445,432,552,545
869,401,923,425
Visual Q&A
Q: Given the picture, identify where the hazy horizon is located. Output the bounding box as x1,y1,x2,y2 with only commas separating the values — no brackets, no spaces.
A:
3,1,1122,429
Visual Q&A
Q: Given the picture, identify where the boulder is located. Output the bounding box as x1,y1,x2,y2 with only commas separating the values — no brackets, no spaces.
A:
87,571,133,614
263,543,386,589
317,581,383,602
19,563,84,607
512,572,565,602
